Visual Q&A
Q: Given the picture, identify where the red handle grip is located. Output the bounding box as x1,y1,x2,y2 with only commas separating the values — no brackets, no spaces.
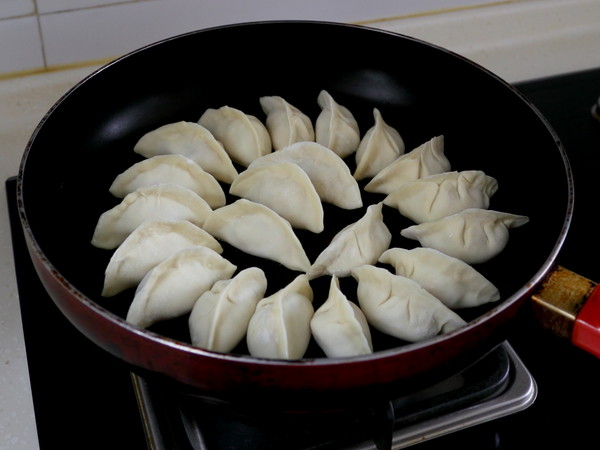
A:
573,284,600,358
531,266,599,358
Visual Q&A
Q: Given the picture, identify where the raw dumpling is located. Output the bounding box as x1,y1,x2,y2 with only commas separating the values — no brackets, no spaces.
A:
126,246,237,329
383,170,498,224
91,184,212,250
189,267,268,353
354,108,405,180
248,141,362,209
315,90,360,158
400,208,530,264
307,202,391,279
259,96,315,150
364,135,450,194
229,161,324,233
102,220,223,297
379,247,500,309
310,276,373,358
109,154,226,208
351,265,467,342
198,105,271,167
202,199,312,272
133,121,238,184
246,274,314,360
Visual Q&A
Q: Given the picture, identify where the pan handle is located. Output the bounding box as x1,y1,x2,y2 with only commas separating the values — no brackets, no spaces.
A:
530,265,600,358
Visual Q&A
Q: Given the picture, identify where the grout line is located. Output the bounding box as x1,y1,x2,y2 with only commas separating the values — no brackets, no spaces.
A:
33,0,48,70
354,0,519,25
36,0,139,16
0,58,111,81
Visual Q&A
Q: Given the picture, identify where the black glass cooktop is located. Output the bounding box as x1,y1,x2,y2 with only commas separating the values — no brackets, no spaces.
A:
7,67,600,449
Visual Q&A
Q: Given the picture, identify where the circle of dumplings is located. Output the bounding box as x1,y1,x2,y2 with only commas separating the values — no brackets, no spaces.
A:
92,91,529,360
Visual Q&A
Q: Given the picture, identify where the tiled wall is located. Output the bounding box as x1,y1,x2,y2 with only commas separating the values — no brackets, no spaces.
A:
0,0,504,77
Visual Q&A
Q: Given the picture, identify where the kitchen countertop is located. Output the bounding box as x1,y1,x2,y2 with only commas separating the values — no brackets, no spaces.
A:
2,2,600,448
0,65,100,450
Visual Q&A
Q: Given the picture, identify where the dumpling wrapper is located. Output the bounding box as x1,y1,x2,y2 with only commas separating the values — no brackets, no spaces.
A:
400,208,530,264
351,265,467,342
91,184,212,250
259,96,315,150
126,246,237,329
307,202,391,279
379,247,500,309
383,170,498,224
365,135,450,194
202,199,312,272
248,141,362,209
315,90,360,158
310,276,373,358
133,121,238,184
229,161,324,233
198,105,271,167
189,267,268,353
109,154,226,208
354,108,405,180
102,220,223,297
247,274,314,360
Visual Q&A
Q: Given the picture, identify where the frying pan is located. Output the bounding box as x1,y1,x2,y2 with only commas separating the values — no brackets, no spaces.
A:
16,21,593,412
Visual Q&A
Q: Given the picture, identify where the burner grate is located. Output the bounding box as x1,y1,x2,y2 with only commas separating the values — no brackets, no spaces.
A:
131,343,535,450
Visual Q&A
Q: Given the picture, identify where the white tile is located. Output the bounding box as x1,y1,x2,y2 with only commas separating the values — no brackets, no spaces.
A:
39,4,170,67
39,0,500,68
0,0,35,19
371,0,600,82
37,0,135,14
0,17,44,74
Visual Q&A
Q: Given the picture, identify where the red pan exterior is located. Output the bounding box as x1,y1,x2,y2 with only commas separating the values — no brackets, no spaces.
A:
17,21,571,411
24,231,532,410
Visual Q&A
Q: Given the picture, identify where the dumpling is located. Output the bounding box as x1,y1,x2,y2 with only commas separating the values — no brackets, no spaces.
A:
400,208,530,264
229,161,324,233
307,202,391,279
354,108,405,180
259,96,315,150
246,274,314,360
351,265,467,342
91,184,212,250
126,246,237,329
109,154,226,208
133,121,238,184
379,247,500,309
248,141,362,209
198,105,271,167
364,135,450,194
102,220,223,297
310,276,373,358
315,90,360,158
189,267,268,353
383,170,498,224
202,199,312,272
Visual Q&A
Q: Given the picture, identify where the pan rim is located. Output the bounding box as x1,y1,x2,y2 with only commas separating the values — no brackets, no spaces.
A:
15,19,574,369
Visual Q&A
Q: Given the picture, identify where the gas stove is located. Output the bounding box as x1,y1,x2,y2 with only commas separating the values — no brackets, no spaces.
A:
6,67,600,449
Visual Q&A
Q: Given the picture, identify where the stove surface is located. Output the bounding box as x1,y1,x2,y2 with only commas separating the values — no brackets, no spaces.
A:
6,67,600,449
